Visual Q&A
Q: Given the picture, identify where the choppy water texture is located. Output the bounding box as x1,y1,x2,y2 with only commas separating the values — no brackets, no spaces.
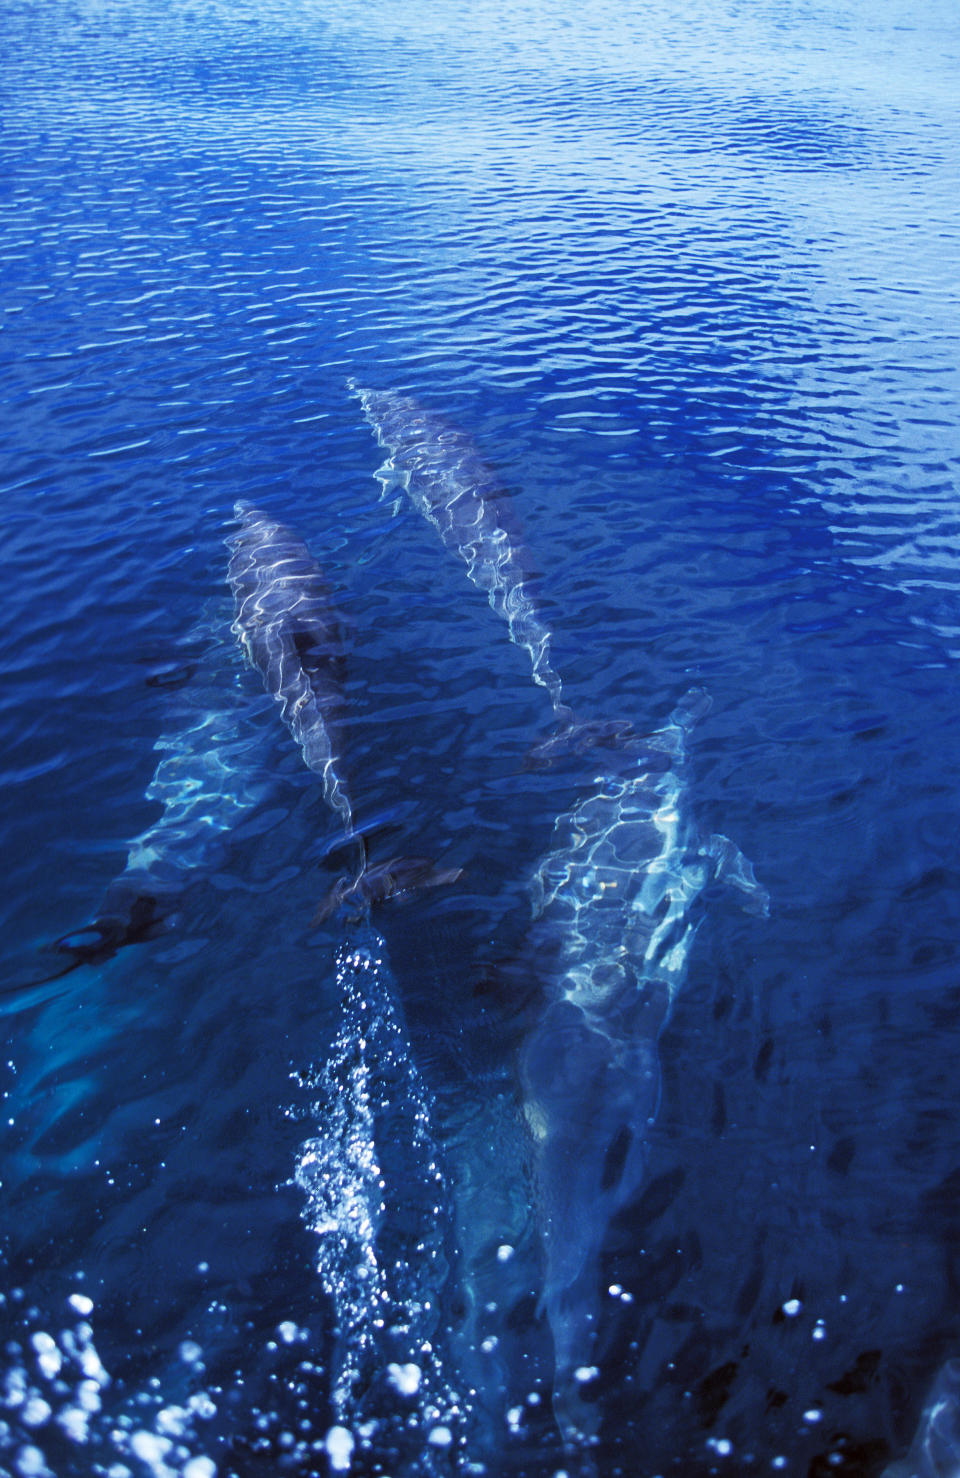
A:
2,0,960,1474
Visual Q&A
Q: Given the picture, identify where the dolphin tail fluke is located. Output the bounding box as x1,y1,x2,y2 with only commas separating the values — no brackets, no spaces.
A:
313,855,463,926
705,833,770,917
526,714,639,768
529,688,715,768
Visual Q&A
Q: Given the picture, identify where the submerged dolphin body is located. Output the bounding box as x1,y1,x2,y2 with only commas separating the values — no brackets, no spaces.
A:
50,505,355,978
51,614,274,976
227,511,470,1462
520,689,768,1446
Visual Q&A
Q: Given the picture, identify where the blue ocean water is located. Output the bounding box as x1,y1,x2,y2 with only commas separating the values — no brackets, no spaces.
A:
2,0,960,1473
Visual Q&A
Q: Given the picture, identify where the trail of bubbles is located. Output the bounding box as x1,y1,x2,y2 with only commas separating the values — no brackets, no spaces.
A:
293,928,473,1475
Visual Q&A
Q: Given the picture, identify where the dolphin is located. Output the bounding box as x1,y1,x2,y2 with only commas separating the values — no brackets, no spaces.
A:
227,501,459,919
351,382,630,760
227,500,355,841
518,688,768,1447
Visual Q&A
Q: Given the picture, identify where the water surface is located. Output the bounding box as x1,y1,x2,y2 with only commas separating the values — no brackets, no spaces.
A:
2,1,960,1474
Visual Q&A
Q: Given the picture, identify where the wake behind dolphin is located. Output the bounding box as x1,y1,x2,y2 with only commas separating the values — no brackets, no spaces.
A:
294,928,469,1474
520,689,768,1445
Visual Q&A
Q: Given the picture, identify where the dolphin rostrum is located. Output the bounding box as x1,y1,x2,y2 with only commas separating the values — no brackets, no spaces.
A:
518,688,768,1447
227,501,460,918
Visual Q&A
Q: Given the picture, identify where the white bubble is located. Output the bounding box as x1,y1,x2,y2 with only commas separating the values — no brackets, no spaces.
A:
68,1294,94,1318
496,1244,514,1263
428,1425,453,1447
188,1393,217,1421
277,1321,299,1345
78,1379,102,1414
803,1408,823,1424
156,1405,188,1437
30,1333,62,1381
21,1397,52,1428
573,1366,599,1384
183,1459,217,1478
179,1340,203,1365
5,1368,28,1406
325,1425,354,1471
386,1362,421,1396
707,1437,733,1456
78,1345,109,1386
130,1430,173,1471
57,1406,90,1443
15,1446,50,1478
781,1299,802,1317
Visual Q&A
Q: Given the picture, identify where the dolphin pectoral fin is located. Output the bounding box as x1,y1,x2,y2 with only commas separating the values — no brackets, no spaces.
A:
311,876,351,926
705,834,770,917
54,893,174,966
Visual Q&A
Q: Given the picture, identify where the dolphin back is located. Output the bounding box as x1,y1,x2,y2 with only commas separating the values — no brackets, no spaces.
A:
227,502,353,836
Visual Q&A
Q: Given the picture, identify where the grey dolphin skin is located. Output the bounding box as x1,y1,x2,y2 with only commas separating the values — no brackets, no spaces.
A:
351,382,631,760
519,688,768,1447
